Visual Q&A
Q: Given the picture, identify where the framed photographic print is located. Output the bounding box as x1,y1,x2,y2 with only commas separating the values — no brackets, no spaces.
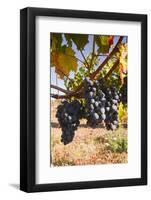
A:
20,7,147,192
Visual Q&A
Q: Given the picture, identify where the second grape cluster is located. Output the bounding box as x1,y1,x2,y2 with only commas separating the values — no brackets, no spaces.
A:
84,77,120,131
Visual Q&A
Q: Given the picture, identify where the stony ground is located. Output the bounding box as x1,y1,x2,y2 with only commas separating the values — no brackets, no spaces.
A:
50,100,128,167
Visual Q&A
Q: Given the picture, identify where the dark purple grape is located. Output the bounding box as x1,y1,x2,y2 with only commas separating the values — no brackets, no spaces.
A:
56,100,81,145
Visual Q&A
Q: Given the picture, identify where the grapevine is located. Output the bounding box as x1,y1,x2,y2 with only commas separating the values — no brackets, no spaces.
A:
51,34,128,145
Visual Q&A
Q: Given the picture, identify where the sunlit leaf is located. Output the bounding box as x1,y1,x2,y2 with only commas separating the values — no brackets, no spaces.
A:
118,102,128,125
96,36,111,54
51,47,78,79
119,43,128,83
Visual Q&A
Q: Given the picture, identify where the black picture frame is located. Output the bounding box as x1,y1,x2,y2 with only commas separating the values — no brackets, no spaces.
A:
20,7,147,193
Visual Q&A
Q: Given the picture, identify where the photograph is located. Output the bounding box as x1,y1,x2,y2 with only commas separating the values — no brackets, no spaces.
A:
50,33,128,167
20,7,147,192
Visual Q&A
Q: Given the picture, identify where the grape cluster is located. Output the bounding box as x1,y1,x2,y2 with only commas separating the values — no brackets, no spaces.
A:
84,78,120,131
105,86,120,130
56,100,81,145
84,78,106,128
56,77,126,145
120,77,127,104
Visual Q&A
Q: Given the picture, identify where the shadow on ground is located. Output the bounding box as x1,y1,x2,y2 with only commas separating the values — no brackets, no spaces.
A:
9,183,19,190
51,122,105,128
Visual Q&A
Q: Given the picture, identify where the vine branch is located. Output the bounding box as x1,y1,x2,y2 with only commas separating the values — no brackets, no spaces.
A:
79,49,89,68
50,90,83,99
50,84,71,94
90,36,123,79
89,35,95,70
104,59,119,80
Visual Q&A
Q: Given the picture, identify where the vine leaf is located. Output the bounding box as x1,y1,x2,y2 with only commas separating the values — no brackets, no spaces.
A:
51,47,78,79
51,33,62,51
108,36,113,46
64,34,72,47
119,43,128,83
96,36,111,54
64,33,88,50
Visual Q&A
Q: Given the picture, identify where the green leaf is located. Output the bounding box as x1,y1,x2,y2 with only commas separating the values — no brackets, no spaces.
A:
79,67,85,74
96,36,110,54
64,33,88,50
51,33,63,51
64,34,72,47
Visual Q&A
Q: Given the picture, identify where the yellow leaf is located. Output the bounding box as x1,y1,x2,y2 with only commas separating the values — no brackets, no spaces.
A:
50,47,77,79
119,44,128,84
118,103,128,125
